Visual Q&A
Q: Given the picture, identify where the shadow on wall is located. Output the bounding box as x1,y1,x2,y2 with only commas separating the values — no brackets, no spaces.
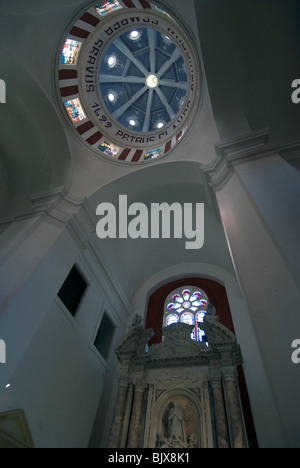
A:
0,51,71,221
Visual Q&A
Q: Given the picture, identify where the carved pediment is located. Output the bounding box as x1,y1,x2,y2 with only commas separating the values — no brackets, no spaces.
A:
201,316,236,346
115,326,154,364
148,323,206,360
114,318,242,368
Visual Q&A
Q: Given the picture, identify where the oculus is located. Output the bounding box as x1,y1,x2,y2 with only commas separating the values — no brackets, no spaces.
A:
58,0,201,164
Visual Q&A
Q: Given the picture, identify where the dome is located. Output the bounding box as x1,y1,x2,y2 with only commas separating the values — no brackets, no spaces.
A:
57,0,201,163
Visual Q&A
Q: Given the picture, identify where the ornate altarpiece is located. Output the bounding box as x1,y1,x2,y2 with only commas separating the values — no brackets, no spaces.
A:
108,310,248,449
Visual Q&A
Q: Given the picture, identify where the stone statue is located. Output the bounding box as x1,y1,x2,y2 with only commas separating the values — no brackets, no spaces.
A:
188,433,197,448
168,403,187,446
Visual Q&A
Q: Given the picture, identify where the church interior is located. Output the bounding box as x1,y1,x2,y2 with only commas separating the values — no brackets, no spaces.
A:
0,0,300,448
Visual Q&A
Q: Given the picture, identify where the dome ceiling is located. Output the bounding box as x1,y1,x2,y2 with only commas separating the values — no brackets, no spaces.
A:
99,28,188,133
57,0,201,164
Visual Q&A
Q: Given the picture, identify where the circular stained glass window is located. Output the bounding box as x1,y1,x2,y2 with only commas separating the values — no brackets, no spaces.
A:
58,1,201,164
164,286,209,343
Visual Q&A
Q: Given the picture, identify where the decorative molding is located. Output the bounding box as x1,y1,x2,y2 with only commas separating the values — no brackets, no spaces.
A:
115,320,242,370
205,129,282,192
0,186,85,232
222,366,238,383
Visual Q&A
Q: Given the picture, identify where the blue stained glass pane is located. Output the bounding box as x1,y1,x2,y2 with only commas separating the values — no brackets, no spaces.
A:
173,294,183,303
181,313,194,325
182,290,191,300
197,328,205,341
190,292,202,302
94,1,122,17
196,312,206,323
166,314,180,326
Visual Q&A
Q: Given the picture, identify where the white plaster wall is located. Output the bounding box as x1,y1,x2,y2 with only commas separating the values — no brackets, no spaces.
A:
217,171,300,448
0,217,130,447
234,155,300,287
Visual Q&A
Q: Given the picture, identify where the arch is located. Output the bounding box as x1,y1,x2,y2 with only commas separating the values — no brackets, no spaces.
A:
149,388,202,449
0,50,71,221
147,277,234,345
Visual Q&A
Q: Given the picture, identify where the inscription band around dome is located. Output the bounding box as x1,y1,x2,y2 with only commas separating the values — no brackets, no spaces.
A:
58,0,200,163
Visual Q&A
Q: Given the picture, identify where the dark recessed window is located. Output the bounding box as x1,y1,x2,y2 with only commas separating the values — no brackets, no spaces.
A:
58,265,88,317
94,312,115,361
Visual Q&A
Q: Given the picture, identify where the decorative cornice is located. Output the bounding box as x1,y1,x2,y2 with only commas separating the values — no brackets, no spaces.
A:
0,186,86,232
204,129,282,192
222,366,238,383
115,321,243,370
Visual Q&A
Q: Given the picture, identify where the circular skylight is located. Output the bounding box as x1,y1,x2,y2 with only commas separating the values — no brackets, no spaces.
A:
99,27,188,133
146,74,159,89
58,1,201,164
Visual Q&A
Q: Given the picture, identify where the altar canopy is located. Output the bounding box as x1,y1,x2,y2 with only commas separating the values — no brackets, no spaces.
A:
108,310,248,448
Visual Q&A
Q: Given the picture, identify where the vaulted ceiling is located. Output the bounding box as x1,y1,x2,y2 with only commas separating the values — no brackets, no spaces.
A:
0,0,299,299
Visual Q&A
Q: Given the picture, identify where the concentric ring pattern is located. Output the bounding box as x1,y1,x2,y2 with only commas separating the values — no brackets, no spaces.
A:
58,0,200,163
100,28,188,133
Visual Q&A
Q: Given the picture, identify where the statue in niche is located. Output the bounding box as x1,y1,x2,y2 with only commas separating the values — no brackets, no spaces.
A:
187,433,197,448
168,403,187,445
156,401,196,448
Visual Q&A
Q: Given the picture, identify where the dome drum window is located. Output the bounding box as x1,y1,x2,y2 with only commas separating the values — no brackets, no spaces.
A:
58,0,201,164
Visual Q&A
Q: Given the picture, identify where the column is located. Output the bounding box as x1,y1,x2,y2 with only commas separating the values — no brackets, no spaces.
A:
207,131,299,447
127,382,145,448
222,367,247,449
210,373,230,449
108,375,130,448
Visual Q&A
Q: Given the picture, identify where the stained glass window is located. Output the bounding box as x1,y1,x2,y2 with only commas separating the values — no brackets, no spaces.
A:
98,140,121,157
164,286,209,343
61,39,82,65
166,314,180,327
181,313,194,326
93,0,122,17
65,99,86,123
145,148,163,161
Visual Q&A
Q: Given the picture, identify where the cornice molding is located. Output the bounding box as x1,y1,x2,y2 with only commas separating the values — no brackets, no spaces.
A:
204,129,282,192
0,186,85,232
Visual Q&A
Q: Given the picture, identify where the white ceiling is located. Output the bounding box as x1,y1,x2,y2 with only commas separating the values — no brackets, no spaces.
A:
0,0,299,301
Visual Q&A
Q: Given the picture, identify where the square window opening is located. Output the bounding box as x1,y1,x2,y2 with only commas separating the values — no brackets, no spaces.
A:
57,265,88,317
94,312,116,361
